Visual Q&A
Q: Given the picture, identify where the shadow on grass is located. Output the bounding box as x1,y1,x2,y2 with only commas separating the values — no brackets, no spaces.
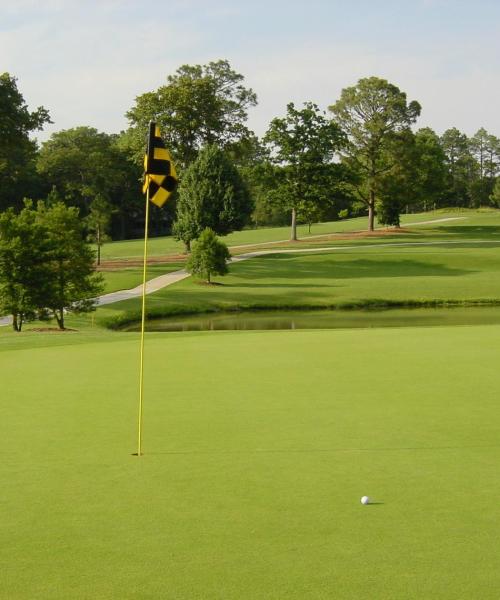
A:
436,225,500,238
226,282,335,289
230,256,474,282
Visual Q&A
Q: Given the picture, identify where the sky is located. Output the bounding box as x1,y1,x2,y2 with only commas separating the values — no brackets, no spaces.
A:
2,0,500,141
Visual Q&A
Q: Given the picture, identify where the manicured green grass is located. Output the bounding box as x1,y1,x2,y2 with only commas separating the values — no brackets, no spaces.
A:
98,233,500,326
100,209,482,260
3,210,500,597
91,209,500,328
2,325,500,598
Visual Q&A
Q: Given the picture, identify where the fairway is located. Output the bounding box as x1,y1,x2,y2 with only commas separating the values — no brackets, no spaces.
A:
98,210,471,260
2,325,500,599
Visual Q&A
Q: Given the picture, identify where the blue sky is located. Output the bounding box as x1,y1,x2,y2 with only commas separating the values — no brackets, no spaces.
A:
2,0,499,140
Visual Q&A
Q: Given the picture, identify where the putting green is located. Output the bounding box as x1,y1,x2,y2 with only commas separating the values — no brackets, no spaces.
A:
2,325,500,598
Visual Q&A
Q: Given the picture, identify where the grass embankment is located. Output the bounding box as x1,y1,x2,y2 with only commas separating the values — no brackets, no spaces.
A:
2,325,500,598
96,210,500,329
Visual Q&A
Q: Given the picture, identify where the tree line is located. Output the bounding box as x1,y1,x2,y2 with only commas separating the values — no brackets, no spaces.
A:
2,62,500,247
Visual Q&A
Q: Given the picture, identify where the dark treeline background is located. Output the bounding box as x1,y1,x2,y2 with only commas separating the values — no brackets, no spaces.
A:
1,61,500,244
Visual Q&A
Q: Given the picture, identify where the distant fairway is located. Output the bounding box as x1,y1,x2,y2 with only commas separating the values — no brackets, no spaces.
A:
99,209,473,261
2,325,500,599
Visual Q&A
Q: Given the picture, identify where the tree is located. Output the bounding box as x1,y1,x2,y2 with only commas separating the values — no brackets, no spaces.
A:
125,59,257,170
0,73,51,210
37,127,143,237
173,145,253,250
470,128,489,181
0,203,51,331
0,200,103,331
440,128,474,206
250,168,289,227
85,194,114,265
490,178,500,207
377,131,419,227
329,77,421,231
264,102,345,240
413,128,448,210
35,201,104,330
484,133,500,181
186,228,231,284
469,128,499,206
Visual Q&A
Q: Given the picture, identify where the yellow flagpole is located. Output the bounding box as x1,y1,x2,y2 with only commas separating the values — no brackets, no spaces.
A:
137,187,150,456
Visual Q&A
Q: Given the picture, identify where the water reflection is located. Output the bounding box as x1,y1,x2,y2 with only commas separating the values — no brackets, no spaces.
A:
123,306,500,332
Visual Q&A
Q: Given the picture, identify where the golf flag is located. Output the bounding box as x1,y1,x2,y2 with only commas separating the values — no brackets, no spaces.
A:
143,122,178,207
137,122,178,457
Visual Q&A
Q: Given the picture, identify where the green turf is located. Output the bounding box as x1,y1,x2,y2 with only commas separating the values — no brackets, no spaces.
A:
91,209,500,328
98,233,500,326
100,209,480,260
3,210,500,597
2,325,500,599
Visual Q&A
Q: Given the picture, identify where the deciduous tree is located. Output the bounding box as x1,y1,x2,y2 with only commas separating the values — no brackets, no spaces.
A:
37,127,142,237
0,73,51,210
36,202,104,329
329,77,421,231
264,102,344,240
0,203,51,331
413,128,448,210
126,60,257,170
173,145,252,250
490,178,500,207
186,228,231,284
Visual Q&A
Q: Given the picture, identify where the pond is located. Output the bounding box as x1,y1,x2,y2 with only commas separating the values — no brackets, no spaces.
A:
124,306,500,332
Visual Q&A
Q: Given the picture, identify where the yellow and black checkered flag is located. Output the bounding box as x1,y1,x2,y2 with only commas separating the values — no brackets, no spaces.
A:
142,122,178,207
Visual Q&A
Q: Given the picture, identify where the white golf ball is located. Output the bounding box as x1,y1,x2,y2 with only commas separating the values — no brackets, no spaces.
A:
360,496,370,505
